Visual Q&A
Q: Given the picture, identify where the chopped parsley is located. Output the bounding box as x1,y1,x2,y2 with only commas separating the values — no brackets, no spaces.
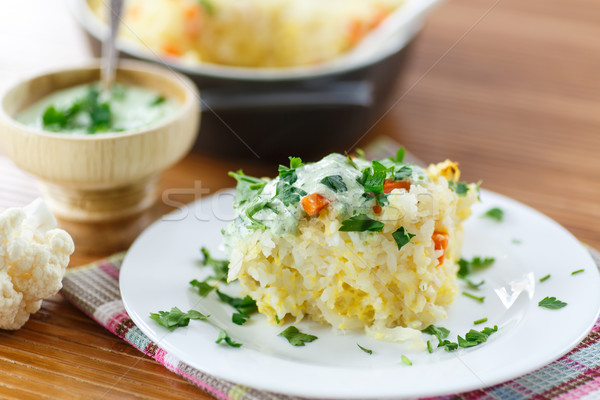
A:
149,307,209,331
189,279,216,297
482,207,504,221
199,247,229,282
427,340,434,354
539,274,551,283
393,165,412,181
457,256,495,279
216,330,242,347
571,269,585,275
216,290,258,315
462,278,485,290
42,87,112,133
320,175,347,193
228,170,267,205
279,326,318,346
232,312,250,325
423,325,498,352
278,156,303,183
422,325,450,346
538,296,567,309
392,227,415,250
401,355,412,366
149,95,166,106
393,147,406,163
274,180,307,206
339,214,384,232
448,181,469,196
462,291,485,303
245,200,271,230
357,343,373,355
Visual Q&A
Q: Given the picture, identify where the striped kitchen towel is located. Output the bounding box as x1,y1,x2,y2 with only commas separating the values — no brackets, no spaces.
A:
60,250,600,400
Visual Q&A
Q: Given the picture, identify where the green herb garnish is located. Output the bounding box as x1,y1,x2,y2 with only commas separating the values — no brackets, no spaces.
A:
274,180,307,206
320,175,347,193
448,181,469,196
42,87,112,133
149,95,166,106
462,291,485,303
571,269,585,275
232,312,250,325
279,326,318,346
245,200,271,230
216,330,242,347
538,296,567,309
392,227,415,250
228,170,267,205
189,279,216,297
357,344,373,355
482,207,504,221
457,256,495,279
199,247,229,282
539,274,551,283
339,214,384,232
473,317,488,325
394,147,406,163
216,291,258,315
401,355,412,366
393,165,412,181
422,325,450,346
462,278,485,289
427,340,434,354
149,307,209,331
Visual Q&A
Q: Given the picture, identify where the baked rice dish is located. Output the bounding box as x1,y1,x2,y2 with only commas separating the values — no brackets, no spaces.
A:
223,151,478,343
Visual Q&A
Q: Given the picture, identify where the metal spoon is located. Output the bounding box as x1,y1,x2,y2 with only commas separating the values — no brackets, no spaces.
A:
101,0,124,95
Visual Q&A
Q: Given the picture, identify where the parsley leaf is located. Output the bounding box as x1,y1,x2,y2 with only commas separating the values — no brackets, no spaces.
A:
232,312,250,325
149,307,209,331
357,343,373,355
320,175,347,193
392,227,415,250
482,207,504,221
339,214,384,232
357,161,389,195
216,330,242,347
422,325,450,346
274,180,307,206
216,290,258,315
448,181,469,196
228,170,267,205
245,200,271,229
394,165,412,181
457,256,495,279
394,147,406,163
278,156,303,184
279,326,318,346
538,296,567,309
149,95,166,106
199,247,229,282
189,279,216,297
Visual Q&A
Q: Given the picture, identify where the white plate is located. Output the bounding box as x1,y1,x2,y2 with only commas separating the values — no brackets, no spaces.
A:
121,189,600,399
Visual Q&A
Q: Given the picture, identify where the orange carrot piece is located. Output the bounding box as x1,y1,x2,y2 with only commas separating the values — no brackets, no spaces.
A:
301,193,330,216
383,179,411,194
162,43,183,57
373,203,382,214
432,231,449,265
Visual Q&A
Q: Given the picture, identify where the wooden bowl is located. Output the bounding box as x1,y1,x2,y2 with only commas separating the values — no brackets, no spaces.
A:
0,60,200,222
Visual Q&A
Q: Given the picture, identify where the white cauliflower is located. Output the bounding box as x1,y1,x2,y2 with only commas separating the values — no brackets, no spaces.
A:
0,198,74,330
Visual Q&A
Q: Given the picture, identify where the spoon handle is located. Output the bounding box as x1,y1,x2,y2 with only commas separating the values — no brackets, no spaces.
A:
101,0,124,93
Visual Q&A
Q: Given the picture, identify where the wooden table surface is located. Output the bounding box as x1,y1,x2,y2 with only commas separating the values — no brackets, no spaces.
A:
1,0,600,398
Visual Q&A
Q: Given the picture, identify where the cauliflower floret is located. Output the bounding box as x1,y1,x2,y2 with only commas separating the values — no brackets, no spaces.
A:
0,198,74,330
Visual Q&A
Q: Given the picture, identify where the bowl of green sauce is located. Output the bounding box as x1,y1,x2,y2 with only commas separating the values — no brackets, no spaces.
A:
0,60,200,222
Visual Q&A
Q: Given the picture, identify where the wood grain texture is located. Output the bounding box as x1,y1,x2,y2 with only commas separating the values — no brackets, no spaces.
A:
1,0,599,399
